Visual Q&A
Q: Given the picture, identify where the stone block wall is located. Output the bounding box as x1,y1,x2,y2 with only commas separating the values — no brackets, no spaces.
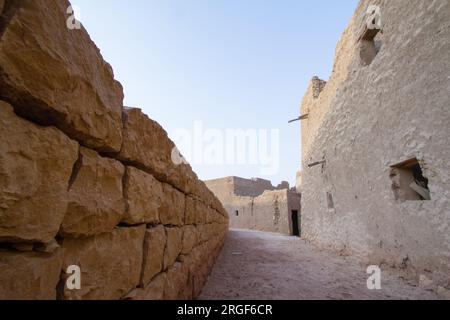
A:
0,0,228,300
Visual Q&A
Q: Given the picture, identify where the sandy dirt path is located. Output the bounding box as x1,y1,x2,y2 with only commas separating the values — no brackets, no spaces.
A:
199,229,438,300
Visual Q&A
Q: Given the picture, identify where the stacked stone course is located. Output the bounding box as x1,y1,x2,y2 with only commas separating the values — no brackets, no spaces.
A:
0,0,228,300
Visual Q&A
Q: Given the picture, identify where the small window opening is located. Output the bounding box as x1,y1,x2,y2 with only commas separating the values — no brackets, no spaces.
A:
390,158,431,202
326,192,334,209
359,25,382,66
235,210,239,217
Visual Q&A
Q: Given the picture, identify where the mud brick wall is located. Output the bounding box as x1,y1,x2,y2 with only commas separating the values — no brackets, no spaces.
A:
205,177,301,235
299,0,450,287
0,0,228,300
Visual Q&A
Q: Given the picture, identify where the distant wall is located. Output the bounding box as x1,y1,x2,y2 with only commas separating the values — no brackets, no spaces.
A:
205,177,301,235
300,0,450,287
0,0,228,300
233,177,276,197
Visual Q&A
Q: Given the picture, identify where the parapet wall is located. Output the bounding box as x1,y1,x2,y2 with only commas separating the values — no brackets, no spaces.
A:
233,177,275,197
300,0,450,287
0,0,228,300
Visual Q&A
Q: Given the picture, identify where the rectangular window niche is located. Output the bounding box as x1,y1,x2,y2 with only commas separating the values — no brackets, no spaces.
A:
390,158,431,202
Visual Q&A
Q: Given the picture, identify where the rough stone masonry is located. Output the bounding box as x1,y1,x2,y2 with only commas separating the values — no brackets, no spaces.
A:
299,0,449,292
0,0,229,300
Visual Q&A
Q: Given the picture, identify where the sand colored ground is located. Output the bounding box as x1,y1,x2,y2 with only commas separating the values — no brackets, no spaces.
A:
199,230,438,300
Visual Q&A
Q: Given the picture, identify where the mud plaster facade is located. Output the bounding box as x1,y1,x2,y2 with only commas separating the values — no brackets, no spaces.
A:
299,0,450,289
0,0,228,300
205,177,301,236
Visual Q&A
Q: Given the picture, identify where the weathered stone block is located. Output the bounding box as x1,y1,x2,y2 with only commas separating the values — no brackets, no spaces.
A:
122,167,162,225
190,246,209,298
197,224,213,244
164,227,182,270
117,108,173,177
141,225,166,287
179,272,194,300
124,273,166,300
193,179,227,215
11,243,34,252
0,0,123,152
181,225,198,255
0,102,78,243
60,147,125,238
0,249,63,300
164,262,189,300
61,226,145,300
181,244,217,299
185,196,207,225
211,209,228,224
206,207,217,224
185,196,197,225
170,154,198,196
191,180,211,204
117,107,195,193
160,183,185,226
35,239,60,254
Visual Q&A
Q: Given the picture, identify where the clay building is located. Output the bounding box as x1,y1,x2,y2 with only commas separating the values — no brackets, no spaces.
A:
205,177,301,236
297,0,450,288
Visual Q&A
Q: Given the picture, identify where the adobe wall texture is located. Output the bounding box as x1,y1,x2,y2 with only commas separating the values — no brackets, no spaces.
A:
300,0,449,288
205,177,301,235
0,0,228,300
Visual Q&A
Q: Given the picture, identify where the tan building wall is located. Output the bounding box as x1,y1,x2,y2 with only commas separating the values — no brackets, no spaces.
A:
300,0,450,287
0,0,228,300
295,171,302,193
206,177,301,236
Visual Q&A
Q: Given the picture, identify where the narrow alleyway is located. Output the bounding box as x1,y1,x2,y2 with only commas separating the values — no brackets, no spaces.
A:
199,230,438,300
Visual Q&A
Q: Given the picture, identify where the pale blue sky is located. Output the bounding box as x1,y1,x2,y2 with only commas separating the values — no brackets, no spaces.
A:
71,0,358,186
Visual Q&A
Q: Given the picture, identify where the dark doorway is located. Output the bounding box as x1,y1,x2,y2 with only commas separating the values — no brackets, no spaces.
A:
291,210,300,237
